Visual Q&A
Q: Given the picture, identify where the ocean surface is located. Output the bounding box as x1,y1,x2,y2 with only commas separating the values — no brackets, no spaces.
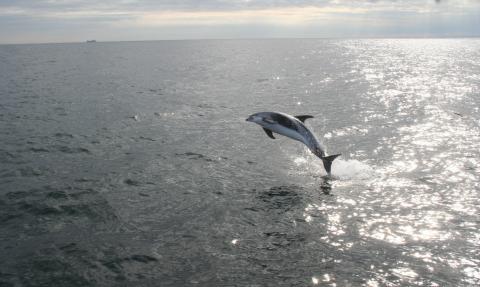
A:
0,39,479,286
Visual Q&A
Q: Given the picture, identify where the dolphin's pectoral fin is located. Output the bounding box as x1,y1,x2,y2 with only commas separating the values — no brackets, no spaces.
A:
295,115,314,123
262,128,275,139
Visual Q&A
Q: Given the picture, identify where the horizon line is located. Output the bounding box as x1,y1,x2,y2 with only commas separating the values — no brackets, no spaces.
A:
2,35,480,46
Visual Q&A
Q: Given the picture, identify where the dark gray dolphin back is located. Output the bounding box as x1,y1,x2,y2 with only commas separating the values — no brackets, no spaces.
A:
273,112,321,151
270,113,299,131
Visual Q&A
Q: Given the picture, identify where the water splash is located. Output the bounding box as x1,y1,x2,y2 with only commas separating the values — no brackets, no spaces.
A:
331,159,374,180
290,151,374,180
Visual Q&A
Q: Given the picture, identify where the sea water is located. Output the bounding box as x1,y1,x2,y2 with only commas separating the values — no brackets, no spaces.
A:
0,39,479,286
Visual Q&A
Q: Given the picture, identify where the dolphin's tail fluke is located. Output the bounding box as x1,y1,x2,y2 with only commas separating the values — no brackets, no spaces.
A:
321,154,341,175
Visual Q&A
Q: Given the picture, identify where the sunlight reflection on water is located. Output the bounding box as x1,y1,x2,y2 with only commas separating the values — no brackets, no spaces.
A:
294,39,480,285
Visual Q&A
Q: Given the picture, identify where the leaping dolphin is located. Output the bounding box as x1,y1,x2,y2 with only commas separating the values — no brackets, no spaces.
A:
246,111,340,175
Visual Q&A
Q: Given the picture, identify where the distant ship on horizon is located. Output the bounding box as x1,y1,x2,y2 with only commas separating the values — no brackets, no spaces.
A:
86,40,97,43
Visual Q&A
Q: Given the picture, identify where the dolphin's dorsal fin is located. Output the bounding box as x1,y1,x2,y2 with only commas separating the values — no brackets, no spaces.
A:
295,115,314,123
263,128,275,139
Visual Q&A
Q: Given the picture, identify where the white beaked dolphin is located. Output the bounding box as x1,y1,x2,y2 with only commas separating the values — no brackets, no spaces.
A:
246,111,340,175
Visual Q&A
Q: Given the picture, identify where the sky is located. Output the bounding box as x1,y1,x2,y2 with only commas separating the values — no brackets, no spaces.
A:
0,0,479,44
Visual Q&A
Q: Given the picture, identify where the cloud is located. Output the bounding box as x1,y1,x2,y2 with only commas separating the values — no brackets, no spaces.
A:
129,6,372,26
1,0,477,16
1,0,473,23
0,0,479,43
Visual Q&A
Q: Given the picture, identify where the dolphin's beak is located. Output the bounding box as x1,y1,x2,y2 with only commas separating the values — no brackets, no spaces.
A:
246,117,252,122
